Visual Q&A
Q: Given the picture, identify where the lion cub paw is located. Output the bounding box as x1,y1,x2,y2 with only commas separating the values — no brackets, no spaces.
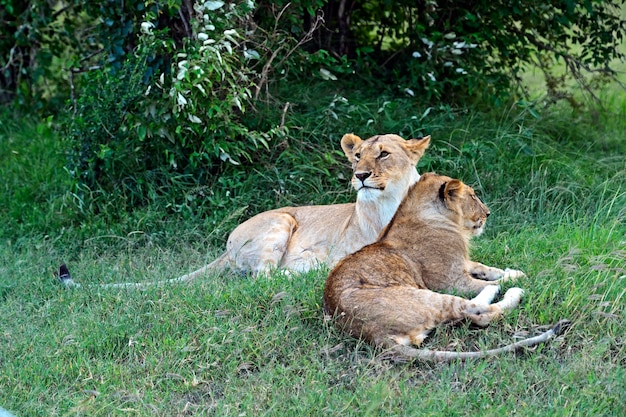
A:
471,285,501,305
503,268,526,281
498,287,525,311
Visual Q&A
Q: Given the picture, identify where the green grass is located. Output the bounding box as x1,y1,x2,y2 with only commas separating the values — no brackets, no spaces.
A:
0,87,625,416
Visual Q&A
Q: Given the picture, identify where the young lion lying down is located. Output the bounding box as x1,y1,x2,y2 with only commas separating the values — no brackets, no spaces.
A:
323,173,569,361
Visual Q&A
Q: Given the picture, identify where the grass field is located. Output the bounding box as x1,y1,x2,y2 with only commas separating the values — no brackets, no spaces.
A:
1,78,625,416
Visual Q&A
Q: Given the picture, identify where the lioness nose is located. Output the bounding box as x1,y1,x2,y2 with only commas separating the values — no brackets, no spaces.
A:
355,172,371,182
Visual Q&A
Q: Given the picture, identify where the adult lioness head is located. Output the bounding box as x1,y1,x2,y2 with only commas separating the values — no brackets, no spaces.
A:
341,134,430,202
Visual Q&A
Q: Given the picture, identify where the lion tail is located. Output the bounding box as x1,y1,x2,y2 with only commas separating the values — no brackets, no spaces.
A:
390,320,570,362
58,253,230,289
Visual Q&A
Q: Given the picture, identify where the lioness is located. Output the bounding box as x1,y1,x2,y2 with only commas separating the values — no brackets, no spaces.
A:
60,133,431,288
223,133,431,275
323,173,568,361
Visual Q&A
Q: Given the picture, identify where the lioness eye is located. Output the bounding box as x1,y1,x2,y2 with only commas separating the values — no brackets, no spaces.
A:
378,151,390,159
354,153,361,160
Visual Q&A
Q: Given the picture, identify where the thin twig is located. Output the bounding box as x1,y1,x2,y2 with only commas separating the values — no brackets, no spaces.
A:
280,102,290,128
0,46,17,72
179,0,193,38
254,13,324,100
78,48,104,64
67,64,103,116
70,65,103,74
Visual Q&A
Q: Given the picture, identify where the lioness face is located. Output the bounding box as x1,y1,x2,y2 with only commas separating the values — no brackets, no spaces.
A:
340,133,431,201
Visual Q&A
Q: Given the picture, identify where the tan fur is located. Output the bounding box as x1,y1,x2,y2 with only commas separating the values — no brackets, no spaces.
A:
323,173,553,360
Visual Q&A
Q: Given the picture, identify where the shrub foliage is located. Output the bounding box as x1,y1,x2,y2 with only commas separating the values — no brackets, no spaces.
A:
1,0,624,211
65,1,288,212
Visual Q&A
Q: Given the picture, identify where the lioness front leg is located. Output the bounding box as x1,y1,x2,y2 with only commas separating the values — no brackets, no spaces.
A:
468,261,526,282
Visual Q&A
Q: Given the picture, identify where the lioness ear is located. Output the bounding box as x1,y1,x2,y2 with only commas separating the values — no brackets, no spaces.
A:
341,133,363,162
405,135,431,162
443,179,464,205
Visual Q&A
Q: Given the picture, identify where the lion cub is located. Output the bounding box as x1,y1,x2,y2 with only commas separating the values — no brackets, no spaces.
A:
324,173,548,360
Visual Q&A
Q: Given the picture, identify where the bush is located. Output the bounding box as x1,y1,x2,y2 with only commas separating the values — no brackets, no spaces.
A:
64,1,287,214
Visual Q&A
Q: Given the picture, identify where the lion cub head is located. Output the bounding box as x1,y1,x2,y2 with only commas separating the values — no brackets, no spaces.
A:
421,172,490,236
340,133,430,202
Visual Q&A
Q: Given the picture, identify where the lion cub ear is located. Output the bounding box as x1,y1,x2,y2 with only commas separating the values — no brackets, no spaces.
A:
442,179,465,207
405,135,431,163
341,133,363,162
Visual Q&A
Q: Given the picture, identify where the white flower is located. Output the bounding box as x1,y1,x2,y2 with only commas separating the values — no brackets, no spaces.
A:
222,41,232,54
451,49,463,55
244,49,260,60
220,148,240,165
140,22,154,35
223,29,238,42
188,114,202,124
404,88,415,97
197,33,209,41
176,61,188,80
233,96,242,111
195,84,206,95
177,92,188,107
444,61,454,67
412,51,422,58
444,32,456,39
455,68,468,74
421,38,434,48
453,41,466,49
427,72,436,82
319,68,338,81
204,1,225,11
